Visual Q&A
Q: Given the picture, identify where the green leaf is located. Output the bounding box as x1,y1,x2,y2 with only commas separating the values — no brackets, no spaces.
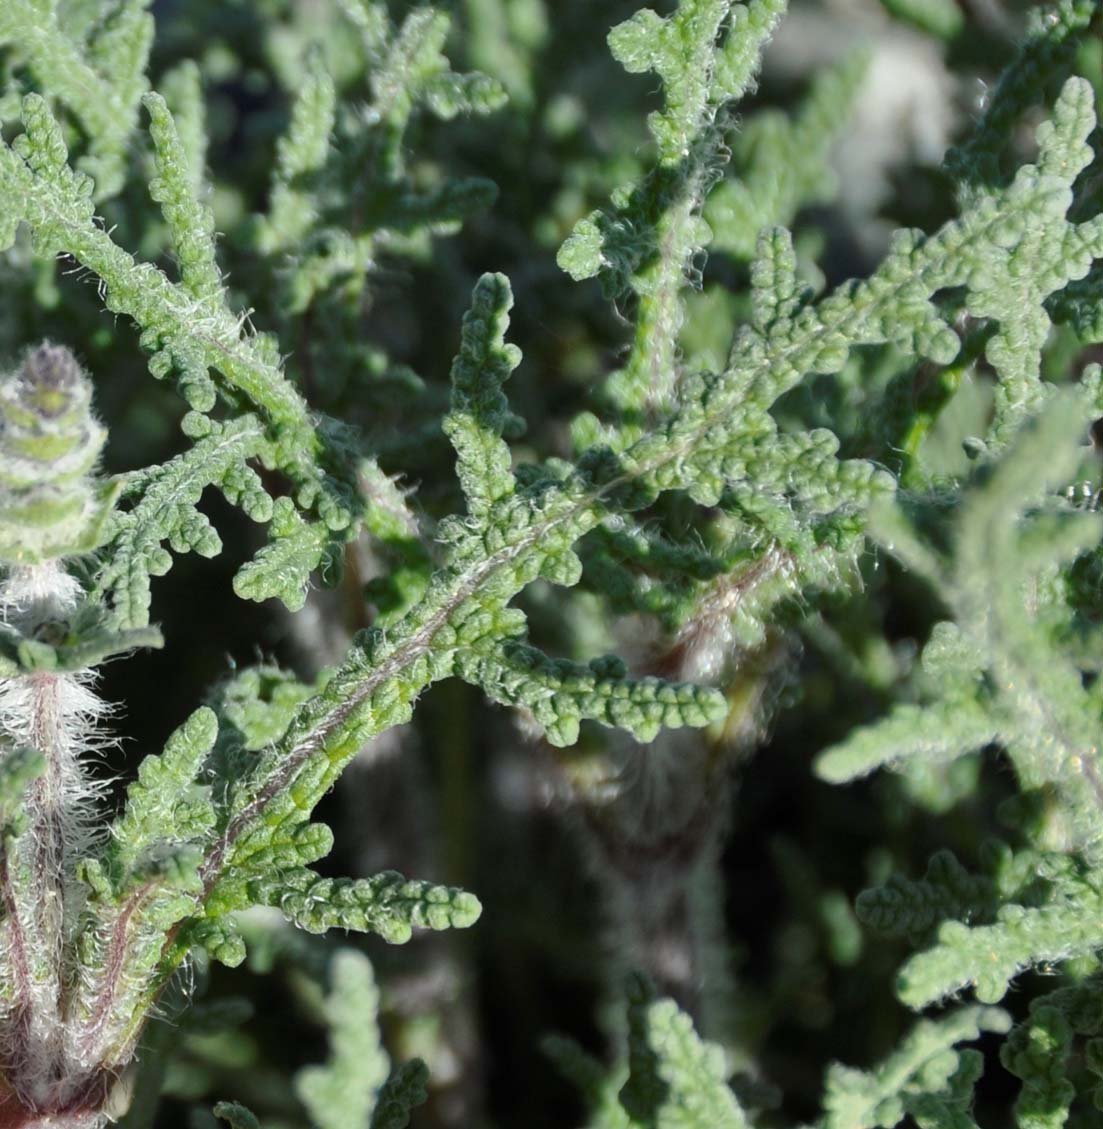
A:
254,55,336,254
456,640,726,746
898,872,1103,1008
821,1007,1011,1129
709,53,867,260
814,700,999,784
619,975,750,1129
109,706,218,886
0,747,46,836
369,1061,430,1129
0,0,153,199
93,416,271,629
143,92,222,304
296,950,390,1129
442,272,523,523
213,1101,261,1129
232,496,343,612
250,868,482,942
1001,1007,1074,1129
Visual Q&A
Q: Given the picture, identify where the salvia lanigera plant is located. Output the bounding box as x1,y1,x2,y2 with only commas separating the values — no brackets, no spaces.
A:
3,0,1103,1127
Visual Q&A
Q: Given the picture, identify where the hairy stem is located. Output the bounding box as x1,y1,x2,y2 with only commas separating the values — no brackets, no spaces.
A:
0,562,103,1110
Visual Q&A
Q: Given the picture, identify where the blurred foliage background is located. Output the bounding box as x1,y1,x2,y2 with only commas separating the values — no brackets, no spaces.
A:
1,0,1091,1125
